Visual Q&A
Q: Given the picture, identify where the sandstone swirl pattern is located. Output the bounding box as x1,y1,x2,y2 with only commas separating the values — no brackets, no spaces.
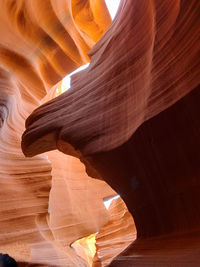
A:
22,0,200,266
0,0,200,266
22,0,200,157
0,1,129,266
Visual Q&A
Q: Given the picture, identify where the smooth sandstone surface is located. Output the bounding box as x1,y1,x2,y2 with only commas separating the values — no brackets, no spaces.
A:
0,1,135,266
0,0,200,266
22,0,200,157
21,0,200,266
93,85,200,266
93,197,136,267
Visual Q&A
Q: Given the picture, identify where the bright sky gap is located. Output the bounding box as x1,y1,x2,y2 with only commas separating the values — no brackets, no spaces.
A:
105,0,121,19
104,195,120,209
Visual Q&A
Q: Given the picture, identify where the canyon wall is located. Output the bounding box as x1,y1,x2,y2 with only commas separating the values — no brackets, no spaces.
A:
21,0,200,265
0,0,200,266
0,1,134,266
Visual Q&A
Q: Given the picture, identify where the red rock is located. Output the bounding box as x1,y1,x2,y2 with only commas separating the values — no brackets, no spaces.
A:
22,0,200,265
93,197,136,267
0,0,200,266
0,1,115,265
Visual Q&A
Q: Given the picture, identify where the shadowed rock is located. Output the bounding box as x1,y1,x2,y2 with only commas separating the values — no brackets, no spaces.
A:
0,254,17,267
21,0,200,266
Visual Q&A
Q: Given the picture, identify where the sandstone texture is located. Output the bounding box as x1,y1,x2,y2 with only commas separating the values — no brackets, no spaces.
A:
0,0,200,266
0,1,135,266
22,0,200,265
93,197,136,267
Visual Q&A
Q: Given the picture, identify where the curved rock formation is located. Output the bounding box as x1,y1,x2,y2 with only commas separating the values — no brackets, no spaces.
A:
1,0,200,265
94,85,200,266
0,1,127,266
22,0,200,157
93,197,136,267
21,0,200,266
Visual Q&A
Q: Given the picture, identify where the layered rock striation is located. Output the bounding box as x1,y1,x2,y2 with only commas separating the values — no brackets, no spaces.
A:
0,1,132,266
0,0,200,266
21,0,200,265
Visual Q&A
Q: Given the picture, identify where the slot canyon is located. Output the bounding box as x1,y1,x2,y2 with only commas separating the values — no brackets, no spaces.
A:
0,0,199,266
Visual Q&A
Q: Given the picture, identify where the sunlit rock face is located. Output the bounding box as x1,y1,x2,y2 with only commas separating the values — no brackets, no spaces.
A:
22,0,200,157
0,1,134,266
93,197,136,267
1,0,200,266
21,0,200,266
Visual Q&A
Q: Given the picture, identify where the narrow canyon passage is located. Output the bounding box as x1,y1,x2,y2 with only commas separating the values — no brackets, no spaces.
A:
0,0,199,266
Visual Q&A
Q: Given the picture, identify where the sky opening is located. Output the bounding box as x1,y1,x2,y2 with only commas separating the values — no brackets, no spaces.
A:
104,195,120,209
105,0,121,19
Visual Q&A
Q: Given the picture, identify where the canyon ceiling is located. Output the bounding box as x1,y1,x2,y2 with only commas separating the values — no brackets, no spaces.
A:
0,0,200,266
